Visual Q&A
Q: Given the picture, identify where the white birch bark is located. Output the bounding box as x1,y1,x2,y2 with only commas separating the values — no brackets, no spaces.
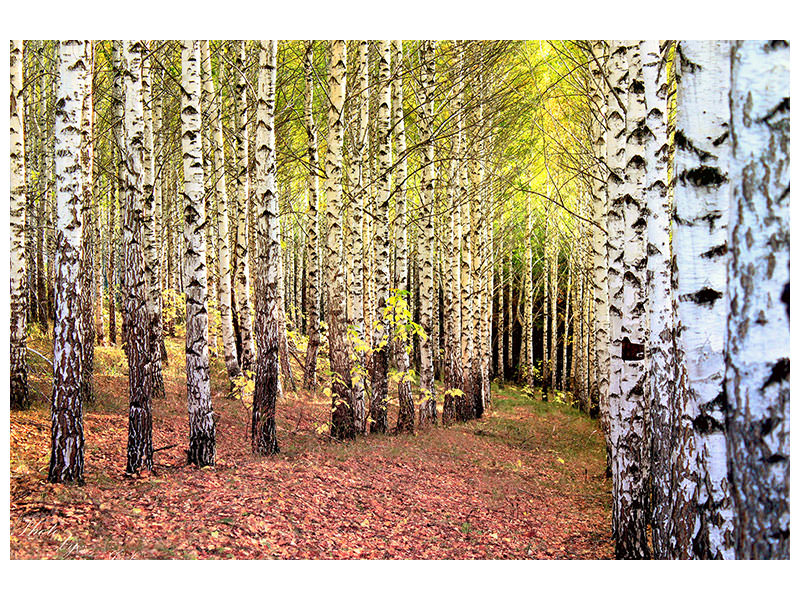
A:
369,40,392,434
670,39,735,559
181,40,215,466
525,195,534,392
251,40,280,455
612,40,651,559
325,41,355,440
202,40,240,379
142,42,165,398
48,40,90,483
78,41,95,406
10,40,29,410
302,41,322,391
726,39,790,560
121,40,155,474
417,39,438,425
588,40,612,469
392,39,415,433
344,40,368,431
234,40,256,373
605,40,640,557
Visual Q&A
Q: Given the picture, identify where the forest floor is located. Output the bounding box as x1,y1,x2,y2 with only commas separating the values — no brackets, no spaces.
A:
10,331,612,559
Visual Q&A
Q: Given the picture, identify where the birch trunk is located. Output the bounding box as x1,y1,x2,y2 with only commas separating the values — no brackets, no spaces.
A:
10,40,29,410
325,41,355,440
181,40,215,467
234,40,256,373
345,40,368,432
562,257,572,392
525,196,534,392
392,40,415,433
588,41,611,458
457,45,475,421
612,40,651,559
48,40,90,482
726,39,790,560
442,55,463,427
668,40,735,559
549,235,558,391
541,203,550,401
302,41,322,391
78,41,95,406
605,40,631,553
202,40,240,379
252,40,280,455
142,43,165,398
109,42,124,346
121,40,154,475
369,40,392,434
642,39,678,558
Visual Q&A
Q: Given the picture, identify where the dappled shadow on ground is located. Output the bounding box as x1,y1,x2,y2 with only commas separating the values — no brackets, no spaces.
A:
10,337,612,559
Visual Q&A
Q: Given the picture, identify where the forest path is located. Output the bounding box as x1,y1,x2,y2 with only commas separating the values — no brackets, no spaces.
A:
11,335,612,559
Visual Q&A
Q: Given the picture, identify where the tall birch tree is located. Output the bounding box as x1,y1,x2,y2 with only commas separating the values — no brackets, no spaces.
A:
302,41,322,391
181,39,215,467
203,40,240,379
419,40,439,426
325,41,355,440
10,40,29,411
369,40,392,434
252,40,281,455
122,40,154,475
670,39,735,560
234,40,256,373
48,40,90,483
726,39,790,560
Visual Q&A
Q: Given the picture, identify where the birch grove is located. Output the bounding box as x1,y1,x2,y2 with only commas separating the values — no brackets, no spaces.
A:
13,39,790,562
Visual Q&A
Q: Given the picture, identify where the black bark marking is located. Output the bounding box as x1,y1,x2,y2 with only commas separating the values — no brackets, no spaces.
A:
681,287,723,307
712,131,729,146
781,283,789,320
693,413,723,434
761,358,789,390
682,166,727,187
701,243,728,259
761,97,790,129
621,337,644,361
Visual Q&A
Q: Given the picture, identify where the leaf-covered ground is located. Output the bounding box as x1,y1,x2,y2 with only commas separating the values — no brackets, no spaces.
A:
11,334,612,559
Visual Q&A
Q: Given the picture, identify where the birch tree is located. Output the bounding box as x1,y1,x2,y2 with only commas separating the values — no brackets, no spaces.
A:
142,43,165,398
670,39,735,560
369,40,392,434
418,40,439,426
726,39,790,560
641,39,678,559
325,41,355,440
346,40,369,432
48,40,90,483
234,40,256,373
392,40,415,433
122,40,154,475
79,41,95,406
588,41,611,461
10,40,29,411
302,41,322,390
252,40,280,455
203,40,240,379
181,39,215,467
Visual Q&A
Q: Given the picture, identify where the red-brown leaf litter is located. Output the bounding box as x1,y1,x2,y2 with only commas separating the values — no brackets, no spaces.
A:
11,336,612,559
